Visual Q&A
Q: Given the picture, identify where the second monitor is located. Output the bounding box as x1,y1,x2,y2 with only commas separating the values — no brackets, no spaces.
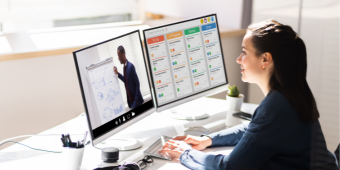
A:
143,14,229,116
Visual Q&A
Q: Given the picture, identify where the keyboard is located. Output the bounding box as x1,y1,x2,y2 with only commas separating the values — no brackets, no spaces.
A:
144,136,173,160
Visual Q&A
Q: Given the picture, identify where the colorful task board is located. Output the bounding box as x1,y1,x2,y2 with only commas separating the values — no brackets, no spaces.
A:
144,15,227,106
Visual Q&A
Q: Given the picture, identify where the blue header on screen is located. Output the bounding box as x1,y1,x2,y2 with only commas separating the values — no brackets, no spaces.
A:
201,23,216,31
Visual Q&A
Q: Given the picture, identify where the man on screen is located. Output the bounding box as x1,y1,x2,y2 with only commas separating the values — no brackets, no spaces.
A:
113,45,144,109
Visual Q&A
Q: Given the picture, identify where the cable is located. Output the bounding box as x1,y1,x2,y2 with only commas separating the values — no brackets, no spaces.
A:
93,146,102,150
0,133,84,146
0,134,88,155
0,141,61,153
78,112,86,117
0,140,91,155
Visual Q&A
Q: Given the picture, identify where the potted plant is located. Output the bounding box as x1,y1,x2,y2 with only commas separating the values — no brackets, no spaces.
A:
225,85,244,127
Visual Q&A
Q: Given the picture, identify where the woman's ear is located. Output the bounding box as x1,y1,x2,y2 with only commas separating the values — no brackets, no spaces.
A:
262,52,273,67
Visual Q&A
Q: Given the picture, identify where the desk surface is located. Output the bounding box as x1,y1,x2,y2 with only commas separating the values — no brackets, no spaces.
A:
0,97,258,170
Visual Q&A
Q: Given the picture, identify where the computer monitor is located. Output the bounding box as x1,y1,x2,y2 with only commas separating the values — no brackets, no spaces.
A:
73,30,155,150
143,14,229,116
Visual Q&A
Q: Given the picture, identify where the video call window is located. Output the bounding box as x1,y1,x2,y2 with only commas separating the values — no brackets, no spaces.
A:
74,31,152,133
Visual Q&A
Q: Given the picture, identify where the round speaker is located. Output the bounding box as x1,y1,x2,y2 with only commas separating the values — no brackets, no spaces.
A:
101,147,119,163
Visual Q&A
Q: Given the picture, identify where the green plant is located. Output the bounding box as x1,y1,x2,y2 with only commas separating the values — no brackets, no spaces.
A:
228,85,240,97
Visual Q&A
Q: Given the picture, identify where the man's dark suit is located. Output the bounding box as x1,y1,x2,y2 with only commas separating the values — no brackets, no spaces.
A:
118,60,144,109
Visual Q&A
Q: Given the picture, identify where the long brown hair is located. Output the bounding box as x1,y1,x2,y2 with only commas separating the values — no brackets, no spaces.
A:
247,20,319,124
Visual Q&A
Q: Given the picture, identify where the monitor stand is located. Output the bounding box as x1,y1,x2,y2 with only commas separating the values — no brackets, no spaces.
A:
170,108,209,120
95,136,142,151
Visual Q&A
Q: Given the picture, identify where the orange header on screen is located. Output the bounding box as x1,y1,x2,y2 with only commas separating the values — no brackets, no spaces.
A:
166,31,183,40
147,35,165,44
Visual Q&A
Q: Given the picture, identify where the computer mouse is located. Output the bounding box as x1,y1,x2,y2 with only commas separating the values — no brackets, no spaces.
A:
184,126,209,136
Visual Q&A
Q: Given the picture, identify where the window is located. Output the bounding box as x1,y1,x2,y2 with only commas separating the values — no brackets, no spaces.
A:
1,0,141,33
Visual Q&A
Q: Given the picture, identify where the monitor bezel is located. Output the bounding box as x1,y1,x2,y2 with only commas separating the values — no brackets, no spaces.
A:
73,30,155,145
142,13,229,109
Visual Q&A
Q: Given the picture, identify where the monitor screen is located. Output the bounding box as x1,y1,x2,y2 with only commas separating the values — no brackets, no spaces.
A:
73,30,153,140
143,14,228,107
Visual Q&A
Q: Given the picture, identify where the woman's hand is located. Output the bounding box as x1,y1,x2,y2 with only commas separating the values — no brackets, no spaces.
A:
171,135,212,151
158,135,213,160
159,140,192,160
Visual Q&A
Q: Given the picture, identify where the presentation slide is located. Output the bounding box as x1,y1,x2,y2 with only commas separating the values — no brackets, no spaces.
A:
144,15,227,106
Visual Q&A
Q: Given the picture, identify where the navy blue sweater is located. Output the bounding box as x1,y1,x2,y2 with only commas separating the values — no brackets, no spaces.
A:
180,90,337,170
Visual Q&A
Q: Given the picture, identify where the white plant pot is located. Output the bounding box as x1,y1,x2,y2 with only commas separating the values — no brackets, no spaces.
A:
225,94,244,128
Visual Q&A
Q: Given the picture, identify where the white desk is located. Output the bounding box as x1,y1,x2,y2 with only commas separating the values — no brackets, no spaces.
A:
0,97,258,170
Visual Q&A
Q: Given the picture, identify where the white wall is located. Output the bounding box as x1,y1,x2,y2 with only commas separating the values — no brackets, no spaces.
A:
145,0,244,29
0,54,84,150
300,0,339,152
0,0,139,22
252,0,301,32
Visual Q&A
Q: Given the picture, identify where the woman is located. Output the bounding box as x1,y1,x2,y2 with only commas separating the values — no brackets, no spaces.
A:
159,20,338,170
